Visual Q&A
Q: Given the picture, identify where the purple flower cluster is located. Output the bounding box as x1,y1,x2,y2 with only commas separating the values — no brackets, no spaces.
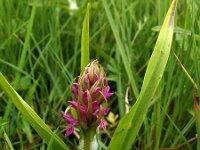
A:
62,60,113,136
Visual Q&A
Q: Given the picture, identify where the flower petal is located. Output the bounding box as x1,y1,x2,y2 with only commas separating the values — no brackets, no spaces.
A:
94,87,101,94
80,106,87,121
65,124,74,137
68,100,78,108
104,86,110,92
82,91,88,104
104,92,113,99
103,86,113,99
100,118,106,130
103,77,107,85
71,83,79,99
92,101,99,112
80,106,87,115
73,83,79,88
94,73,99,83
62,112,78,125
84,73,90,88
102,107,110,116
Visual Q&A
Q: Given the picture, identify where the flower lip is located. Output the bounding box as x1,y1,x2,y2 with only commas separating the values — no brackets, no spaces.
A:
100,118,106,130
65,124,74,137
62,112,78,125
103,86,113,99
102,107,110,116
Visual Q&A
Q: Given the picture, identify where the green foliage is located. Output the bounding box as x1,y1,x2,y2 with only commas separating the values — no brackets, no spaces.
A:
107,0,176,149
0,0,200,149
0,73,69,150
194,86,200,149
102,0,139,99
3,128,14,150
81,3,91,71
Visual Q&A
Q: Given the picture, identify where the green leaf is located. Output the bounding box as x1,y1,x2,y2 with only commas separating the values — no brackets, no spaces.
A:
81,3,91,71
0,73,69,150
107,0,177,149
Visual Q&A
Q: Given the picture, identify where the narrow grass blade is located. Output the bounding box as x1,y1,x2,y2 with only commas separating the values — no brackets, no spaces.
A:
3,128,14,150
107,0,177,149
15,0,37,83
0,73,69,150
103,0,139,98
102,0,139,98
173,51,195,85
81,3,91,71
152,26,200,42
3,0,37,122
194,85,200,149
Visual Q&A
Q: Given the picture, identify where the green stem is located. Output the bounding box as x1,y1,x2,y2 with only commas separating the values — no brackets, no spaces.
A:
82,128,97,150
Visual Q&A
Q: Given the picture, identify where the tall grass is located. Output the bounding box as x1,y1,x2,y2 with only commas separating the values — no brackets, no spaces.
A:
0,0,200,149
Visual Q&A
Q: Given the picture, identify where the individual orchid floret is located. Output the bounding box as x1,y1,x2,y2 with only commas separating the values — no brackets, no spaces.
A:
62,112,78,136
62,60,113,137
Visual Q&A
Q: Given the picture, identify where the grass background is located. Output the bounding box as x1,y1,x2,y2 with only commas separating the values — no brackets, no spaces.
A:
0,0,200,149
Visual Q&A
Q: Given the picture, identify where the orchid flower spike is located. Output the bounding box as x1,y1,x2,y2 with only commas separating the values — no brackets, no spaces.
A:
62,60,113,136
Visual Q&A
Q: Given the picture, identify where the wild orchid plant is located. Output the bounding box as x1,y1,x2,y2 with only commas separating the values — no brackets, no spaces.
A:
0,0,177,150
62,60,113,149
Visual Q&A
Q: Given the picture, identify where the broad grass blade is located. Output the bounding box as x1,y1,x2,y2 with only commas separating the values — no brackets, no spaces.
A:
0,73,69,150
107,0,177,149
81,3,91,71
